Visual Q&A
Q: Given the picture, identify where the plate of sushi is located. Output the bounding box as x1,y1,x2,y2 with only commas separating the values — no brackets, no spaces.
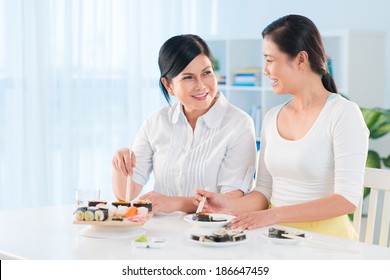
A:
188,228,247,247
78,225,146,239
261,226,311,245
73,199,153,227
184,213,235,228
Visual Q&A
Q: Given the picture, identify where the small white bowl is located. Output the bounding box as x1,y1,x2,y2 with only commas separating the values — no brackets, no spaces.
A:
132,237,167,249
148,238,167,248
132,240,149,248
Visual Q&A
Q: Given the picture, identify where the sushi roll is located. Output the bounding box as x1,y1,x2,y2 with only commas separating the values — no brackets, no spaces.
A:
136,206,149,217
268,227,305,239
74,207,87,221
193,212,227,222
190,234,204,241
85,207,97,221
94,208,109,221
206,234,230,242
193,212,211,221
115,205,129,217
133,200,152,212
232,233,246,242
88,200,107,207
112,201,131,207
102,204,117,217
124,206,138,218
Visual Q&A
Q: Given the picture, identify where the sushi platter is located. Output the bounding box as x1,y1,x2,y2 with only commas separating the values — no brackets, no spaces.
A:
73,214,152,227
73,199,153,227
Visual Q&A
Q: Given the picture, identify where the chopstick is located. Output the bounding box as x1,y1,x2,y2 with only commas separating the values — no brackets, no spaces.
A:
125,143,132,203
196,187,209,213
196,196,206,214
282,234,360,254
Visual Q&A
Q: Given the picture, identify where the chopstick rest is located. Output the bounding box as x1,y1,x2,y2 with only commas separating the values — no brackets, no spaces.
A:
282,233,360,254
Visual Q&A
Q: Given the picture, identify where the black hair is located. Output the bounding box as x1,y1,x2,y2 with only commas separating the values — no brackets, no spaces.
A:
262,14,338,93
158,34,214,104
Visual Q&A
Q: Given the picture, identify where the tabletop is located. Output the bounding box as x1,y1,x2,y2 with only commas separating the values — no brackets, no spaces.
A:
1,204,389,260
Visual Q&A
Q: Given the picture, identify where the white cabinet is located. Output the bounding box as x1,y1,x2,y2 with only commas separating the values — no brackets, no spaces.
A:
207,37,289,139
206,31,385,138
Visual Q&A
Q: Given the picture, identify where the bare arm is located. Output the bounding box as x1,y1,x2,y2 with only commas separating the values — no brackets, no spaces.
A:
271,194,356,223
195,189,269,215
196,188,356,230
141,189,246,214
230,194,356,230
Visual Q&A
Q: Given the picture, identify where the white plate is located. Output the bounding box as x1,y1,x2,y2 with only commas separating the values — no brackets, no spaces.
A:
184,213,235,228
188,236,247,247
79,225,145,239
261,232,311,245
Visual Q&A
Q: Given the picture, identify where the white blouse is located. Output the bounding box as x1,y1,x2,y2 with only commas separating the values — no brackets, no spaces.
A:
131,92,257,196
254,94,369,207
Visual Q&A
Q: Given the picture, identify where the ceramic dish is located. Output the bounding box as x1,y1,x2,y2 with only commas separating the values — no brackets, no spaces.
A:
79,226,145,239
184,213,235,228
188,236,247,247
132,238,167,249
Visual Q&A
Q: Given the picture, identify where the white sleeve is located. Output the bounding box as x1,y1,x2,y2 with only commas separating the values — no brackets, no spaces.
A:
131,115,155,186
332,101,369,206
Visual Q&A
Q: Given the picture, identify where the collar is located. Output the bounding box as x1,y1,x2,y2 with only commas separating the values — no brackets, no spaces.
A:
170,91,228,128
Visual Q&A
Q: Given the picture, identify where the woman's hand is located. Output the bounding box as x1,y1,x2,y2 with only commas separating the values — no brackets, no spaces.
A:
194,189,233,214
139,191,177,214
230,209,276,230
112,148,136,177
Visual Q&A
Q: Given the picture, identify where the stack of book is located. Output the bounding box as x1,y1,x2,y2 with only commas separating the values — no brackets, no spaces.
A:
232,67,261,86
216,74,226,85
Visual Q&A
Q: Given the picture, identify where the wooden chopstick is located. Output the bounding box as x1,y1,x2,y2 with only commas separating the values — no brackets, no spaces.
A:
196,196,206,214
125,143,132,203
282,234,360,254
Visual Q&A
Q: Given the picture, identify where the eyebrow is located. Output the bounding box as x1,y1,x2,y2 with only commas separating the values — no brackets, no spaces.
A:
181,66,212,76
264,54,276,59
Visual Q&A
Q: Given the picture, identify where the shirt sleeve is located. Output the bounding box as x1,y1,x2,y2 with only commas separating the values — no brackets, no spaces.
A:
218,114,257,194
131,114,155,186
332,100,369,206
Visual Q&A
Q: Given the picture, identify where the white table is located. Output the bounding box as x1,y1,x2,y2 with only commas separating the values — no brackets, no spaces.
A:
1,205,389,260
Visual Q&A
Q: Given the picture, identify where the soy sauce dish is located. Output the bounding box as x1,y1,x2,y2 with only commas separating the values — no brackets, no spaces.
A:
132,235,167,248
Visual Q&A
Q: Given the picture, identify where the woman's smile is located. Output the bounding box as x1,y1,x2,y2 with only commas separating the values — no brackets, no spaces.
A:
192,92,208,101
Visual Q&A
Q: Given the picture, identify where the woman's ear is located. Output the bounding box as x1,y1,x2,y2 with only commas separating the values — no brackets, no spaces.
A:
297,51,309,67
161,77,174,96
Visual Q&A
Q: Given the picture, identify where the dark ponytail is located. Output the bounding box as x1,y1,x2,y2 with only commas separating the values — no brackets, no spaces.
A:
321,72,337,93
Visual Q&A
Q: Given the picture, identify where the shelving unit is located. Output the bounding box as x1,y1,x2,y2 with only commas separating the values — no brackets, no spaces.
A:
206,30,385,138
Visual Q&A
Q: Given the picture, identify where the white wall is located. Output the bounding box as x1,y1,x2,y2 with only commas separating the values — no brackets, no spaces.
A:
209,0,390,108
